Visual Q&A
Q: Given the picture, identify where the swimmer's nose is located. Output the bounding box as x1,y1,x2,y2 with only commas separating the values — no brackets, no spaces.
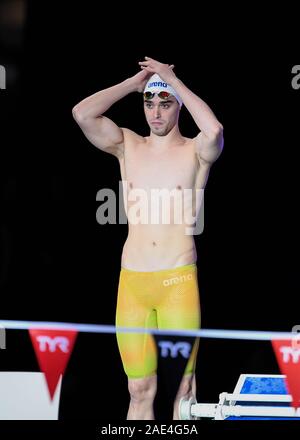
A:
154,106,161,118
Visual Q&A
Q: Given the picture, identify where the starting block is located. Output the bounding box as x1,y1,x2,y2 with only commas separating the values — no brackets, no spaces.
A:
179,374,300,420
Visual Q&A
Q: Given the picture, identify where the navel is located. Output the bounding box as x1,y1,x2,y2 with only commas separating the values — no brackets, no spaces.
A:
129,182,133,189
152,241,157,247
176,185,182,190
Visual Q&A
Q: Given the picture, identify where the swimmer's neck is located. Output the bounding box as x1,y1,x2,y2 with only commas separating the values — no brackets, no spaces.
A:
147,125,184,148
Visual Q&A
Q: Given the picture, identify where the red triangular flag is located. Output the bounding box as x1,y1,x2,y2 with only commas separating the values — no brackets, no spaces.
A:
271,339,300,408
29,329,77,400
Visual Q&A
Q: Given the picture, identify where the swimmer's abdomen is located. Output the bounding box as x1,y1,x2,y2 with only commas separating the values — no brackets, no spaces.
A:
121,228,197,272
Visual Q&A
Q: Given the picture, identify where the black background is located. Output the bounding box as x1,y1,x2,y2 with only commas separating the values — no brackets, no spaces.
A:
0,0,299,424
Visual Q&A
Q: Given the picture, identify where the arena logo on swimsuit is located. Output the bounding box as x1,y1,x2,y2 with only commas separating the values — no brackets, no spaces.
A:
163,273,193,286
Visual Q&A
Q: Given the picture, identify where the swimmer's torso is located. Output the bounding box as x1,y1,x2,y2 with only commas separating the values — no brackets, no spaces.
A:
118,129,210,271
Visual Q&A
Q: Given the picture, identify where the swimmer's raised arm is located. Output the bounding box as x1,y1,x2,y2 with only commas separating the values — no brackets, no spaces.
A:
72,70,152,157
139,57,224,165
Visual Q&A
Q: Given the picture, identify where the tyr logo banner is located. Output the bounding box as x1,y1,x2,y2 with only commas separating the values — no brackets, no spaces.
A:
271,339,300,408
29,329,78,400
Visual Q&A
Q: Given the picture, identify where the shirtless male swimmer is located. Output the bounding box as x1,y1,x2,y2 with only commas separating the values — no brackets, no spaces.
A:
72,57,224,420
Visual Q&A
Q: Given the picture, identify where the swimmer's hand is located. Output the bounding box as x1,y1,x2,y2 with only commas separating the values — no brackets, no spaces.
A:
130,69,153,93
138,56,176,84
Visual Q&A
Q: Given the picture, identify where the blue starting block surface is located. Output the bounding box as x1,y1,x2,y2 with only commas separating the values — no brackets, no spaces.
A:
227,374,300,420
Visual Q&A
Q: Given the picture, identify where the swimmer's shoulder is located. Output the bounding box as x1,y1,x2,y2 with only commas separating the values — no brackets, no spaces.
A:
177,136,195,151
120,127,147,146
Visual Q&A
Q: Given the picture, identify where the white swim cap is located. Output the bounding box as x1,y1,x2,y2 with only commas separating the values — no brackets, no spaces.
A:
143,73,183,107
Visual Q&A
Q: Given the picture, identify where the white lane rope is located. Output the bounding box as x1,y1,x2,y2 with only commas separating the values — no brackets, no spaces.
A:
0,320,298,341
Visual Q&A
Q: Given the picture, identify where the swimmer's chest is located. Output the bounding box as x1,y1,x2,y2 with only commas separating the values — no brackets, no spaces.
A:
123,143,198,190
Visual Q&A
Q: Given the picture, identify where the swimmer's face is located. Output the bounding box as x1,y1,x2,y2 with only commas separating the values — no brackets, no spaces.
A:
143,95,180,136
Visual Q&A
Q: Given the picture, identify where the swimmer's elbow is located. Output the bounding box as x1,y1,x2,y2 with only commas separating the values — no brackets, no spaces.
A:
72,105,100,126
207,123,223,142
209,124,224,155
72,106,87,124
